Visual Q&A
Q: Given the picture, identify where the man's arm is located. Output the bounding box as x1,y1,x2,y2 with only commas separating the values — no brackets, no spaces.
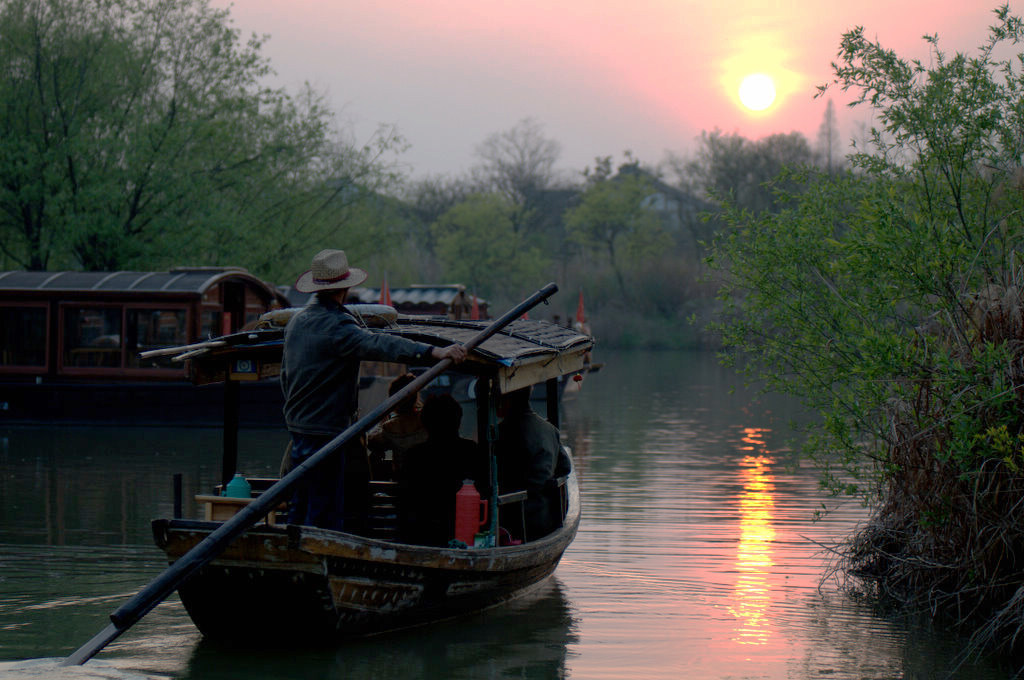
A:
336,319,465,364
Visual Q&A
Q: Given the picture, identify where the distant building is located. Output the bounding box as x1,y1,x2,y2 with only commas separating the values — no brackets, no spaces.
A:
281,283,488,319
616,164,715,254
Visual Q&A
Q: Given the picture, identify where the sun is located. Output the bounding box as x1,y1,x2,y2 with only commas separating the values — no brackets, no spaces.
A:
738,73,777,112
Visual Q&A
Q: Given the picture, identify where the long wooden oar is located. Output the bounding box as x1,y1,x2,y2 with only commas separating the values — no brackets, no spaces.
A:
62,282,558,666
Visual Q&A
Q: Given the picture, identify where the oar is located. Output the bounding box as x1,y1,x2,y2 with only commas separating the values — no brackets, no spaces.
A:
137,339,227,360
62,282,558,667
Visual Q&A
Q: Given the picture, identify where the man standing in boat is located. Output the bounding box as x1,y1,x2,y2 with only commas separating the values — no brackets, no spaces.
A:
282,249,466,531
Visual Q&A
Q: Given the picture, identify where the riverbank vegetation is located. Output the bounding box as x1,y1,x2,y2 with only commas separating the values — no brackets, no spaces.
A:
709,5,1024,659
0,0,845,349
5,0,1024,661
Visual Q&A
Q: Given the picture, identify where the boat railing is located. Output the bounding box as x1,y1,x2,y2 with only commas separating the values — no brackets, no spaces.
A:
181,471,570,548
548,475,569,526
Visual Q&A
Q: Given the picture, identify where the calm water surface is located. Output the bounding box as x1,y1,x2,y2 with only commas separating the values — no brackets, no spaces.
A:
0,350,1017,679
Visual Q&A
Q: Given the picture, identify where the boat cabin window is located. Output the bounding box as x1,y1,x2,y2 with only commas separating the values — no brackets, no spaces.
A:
59,304,190,372
201,285,226,337
0,305,47,369
62,306,122,368
126,308,188,369
200,309,223,339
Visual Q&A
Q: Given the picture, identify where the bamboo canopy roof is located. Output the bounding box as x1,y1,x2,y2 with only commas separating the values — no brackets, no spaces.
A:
160,316,593,394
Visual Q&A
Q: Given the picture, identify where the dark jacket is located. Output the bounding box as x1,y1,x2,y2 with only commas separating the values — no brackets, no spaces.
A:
497,406,568,539
281,297,434,436
497,408,562,492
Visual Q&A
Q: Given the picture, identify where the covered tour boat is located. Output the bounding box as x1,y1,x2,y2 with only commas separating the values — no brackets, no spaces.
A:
0,267,290,426
149,307,591,641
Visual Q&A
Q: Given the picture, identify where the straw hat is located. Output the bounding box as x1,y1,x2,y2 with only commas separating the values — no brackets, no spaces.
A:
294,249,368,293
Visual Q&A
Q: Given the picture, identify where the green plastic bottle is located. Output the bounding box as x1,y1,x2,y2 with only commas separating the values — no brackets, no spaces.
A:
223,473,251,498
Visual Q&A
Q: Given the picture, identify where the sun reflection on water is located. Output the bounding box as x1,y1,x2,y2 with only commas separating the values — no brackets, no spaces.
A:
730,428,776,646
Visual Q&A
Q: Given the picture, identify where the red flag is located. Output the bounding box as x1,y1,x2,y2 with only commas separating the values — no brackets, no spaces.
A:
521,311,529,320
576,289,585,324
379,274,392,306
470,292,480,320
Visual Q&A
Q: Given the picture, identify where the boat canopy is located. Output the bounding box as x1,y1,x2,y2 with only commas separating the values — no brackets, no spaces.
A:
0,267,289,380
0,267,286,301
179,316,593,394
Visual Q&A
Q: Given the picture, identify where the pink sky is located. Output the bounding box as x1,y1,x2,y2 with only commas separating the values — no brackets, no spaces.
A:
212,0,1015,178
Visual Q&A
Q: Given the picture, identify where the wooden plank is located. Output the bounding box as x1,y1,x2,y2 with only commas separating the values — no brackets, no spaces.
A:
498,352,586,394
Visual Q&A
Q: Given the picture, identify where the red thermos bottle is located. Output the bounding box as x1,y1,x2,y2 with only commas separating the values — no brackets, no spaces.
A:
454,479,488,545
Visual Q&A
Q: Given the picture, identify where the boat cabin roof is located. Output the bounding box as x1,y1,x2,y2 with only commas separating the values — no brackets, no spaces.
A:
183,316,593,394
0,267,287,304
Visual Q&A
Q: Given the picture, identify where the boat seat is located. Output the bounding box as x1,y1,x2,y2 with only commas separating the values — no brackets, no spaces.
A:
195,494,285,526
497,490,528,543
497,476,569,543
497,490,528,505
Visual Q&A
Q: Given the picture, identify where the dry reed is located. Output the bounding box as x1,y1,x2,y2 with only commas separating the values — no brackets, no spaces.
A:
833,280,1024,658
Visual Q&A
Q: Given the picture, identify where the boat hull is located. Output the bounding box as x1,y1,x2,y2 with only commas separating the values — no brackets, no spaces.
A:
0,379,285,428
152,474,580,641
0,375,388,428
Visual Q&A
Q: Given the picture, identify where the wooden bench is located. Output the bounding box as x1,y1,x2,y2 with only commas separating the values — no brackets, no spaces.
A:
195,494,285,526
496,475,569,543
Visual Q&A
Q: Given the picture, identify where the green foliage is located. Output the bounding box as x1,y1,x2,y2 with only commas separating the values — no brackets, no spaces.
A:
430,193,549,300
472,117,563,236
672,130,819,214
710,6,1024,652
0,0,403,275
711,6,1024,502
564,168,673,293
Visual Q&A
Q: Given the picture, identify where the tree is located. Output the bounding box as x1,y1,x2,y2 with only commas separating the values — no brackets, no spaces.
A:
0,0,401,274
472,117,563,234
402,173,477,229
709,6,1024,654
668,130,818,214
564,164,672,294
430,193,549,300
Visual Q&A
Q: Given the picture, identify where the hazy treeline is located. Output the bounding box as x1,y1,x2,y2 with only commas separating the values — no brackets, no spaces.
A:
0,0,843,348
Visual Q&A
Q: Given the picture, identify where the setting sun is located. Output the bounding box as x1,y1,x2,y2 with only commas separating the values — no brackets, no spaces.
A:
738,74,777,112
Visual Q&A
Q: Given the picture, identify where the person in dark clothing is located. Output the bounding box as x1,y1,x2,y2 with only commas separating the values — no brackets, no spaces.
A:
398,394,489,546
282,249,466,531
367,373,428,479
496,387,570,540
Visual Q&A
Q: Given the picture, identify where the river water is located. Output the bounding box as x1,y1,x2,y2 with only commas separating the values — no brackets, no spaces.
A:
0,350,1018,679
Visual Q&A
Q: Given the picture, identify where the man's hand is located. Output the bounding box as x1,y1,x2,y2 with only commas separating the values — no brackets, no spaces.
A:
431,344,467,364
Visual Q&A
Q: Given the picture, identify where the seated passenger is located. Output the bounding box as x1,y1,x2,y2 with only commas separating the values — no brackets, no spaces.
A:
397,394,489,546
496,387,570,540
367,373,428,479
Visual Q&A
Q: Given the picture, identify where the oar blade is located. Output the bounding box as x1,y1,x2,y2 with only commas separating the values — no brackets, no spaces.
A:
61,623,122,667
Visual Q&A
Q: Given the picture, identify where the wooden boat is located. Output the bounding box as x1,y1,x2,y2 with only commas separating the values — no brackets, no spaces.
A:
149,313,591,642
0,267,290,426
